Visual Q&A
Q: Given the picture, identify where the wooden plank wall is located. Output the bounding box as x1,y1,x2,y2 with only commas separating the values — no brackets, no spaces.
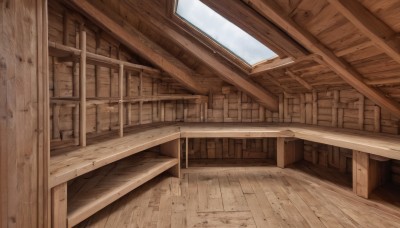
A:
0,0,49,227
48,2,400,184
48,1,189,149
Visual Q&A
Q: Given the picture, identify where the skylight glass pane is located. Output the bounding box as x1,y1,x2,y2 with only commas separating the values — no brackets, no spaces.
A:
176,0,278,65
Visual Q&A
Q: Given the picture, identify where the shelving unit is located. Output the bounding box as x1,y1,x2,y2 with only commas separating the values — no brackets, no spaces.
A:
50,129,181,228
67,152,178,227
49,28,207,147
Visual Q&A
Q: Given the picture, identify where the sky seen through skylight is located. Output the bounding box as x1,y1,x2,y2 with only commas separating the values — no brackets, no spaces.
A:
176,0,278,65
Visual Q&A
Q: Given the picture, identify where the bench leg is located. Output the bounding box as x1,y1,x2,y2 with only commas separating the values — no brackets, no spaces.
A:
277,138,304,168
52,182,67,228
352,150,389,198
160,139,181,178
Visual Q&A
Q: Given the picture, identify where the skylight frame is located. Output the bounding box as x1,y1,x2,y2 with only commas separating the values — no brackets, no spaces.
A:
172,0,280,68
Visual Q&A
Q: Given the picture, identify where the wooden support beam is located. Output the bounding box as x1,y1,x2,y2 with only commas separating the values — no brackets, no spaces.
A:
139,71,143,125
286,70,313,91
68,0,206,95
119,64,124,137
123,0,279,111
95,33,102,133
160,139,181,178
51,183,67,228
358,94,365,131
79,28,87,147
185,137,189,168
334,41,374,57
126,72,132,125
312,91,318,125
352,150,389,198
374,106,381,133
250,54,321,75
327,0,400,64
277,138,304,168
246,0,400,118
251,57,294,75
332,90,339,127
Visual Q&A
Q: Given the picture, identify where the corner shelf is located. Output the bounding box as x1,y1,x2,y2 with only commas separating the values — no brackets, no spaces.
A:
67,152,178,227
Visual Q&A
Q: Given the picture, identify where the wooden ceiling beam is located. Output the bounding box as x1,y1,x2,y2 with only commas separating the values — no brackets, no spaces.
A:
250,54,321,76
327,0,400,64
286,70,313,91
123,0,279,111
246,0,400,118
67,0,206,95
200,0,308,58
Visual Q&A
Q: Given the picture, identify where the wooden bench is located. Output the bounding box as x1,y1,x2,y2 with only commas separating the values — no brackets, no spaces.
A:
50,124,181,228
50,123,400,227
179,123,400,199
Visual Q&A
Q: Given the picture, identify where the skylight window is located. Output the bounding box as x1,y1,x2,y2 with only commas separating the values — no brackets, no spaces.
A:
176,0,278,66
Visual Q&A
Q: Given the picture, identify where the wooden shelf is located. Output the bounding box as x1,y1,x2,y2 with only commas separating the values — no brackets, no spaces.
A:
67,153,178,227
49,124,180,188
48,41,161,75
124,94,207,103
50,94,207,106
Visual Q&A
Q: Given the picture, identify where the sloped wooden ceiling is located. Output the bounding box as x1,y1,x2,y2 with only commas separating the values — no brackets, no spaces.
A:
71,0,400,117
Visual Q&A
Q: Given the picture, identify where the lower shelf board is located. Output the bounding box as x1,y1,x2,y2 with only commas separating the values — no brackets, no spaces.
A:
67,153,178,227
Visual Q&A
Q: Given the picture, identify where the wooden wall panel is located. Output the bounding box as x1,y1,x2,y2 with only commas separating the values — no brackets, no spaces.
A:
0,0,49,227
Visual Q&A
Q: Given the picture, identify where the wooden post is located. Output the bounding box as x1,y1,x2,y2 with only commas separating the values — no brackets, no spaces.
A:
52,58,60,140
305,93,312,124
126,72,132,125
332,90,339,127
374,106,381,133
51,183,67,228
278,94,284,122
95,33,102,133
72,28,80,144
299,94,306,124
277,138,304,168
186,137,189,168
139,71,143,124
238,91,242,122
160,102,165,122
223,98,228,122
160,139,181,178
352,150,389,198
358,94,365,130
204,102,208,122
119,64,124,137
312,91,318,125
259,106,265,122
79,27,87,147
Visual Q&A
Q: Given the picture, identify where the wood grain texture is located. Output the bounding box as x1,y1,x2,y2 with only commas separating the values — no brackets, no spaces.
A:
0,0,49,227
75,165,400,228
68,0,206,95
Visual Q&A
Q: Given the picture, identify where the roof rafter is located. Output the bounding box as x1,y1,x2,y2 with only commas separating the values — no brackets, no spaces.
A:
327,0,400,65
245,0,400,118
67,0,206,95
123,0,279,111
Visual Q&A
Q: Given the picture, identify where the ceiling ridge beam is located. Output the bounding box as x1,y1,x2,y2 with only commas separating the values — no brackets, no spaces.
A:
67,0,206,95
123,0,279,111
246,0,400,118
327,0,400,64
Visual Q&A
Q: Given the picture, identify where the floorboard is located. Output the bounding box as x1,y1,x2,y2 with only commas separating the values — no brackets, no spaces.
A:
76,161,400,228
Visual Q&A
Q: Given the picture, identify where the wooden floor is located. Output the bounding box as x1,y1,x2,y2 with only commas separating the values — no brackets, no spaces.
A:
76,161,400,228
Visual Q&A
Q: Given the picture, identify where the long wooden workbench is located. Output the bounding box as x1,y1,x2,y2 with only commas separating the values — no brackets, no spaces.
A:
50,123,400,227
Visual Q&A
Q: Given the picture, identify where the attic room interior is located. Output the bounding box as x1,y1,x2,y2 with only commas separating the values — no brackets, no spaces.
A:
2,0,400,227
